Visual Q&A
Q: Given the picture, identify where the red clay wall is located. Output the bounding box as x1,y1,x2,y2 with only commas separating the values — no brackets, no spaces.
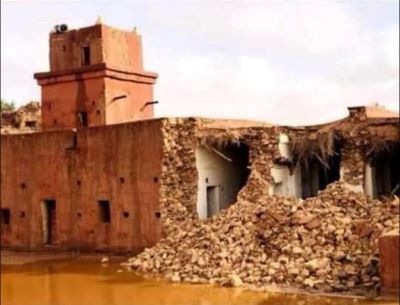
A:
379,234,400,296
0,120,163,253
101,25,143,72
50,25,103,71
37,23,157,130
104,78,153,124
41,77,106,130
49,24,144,73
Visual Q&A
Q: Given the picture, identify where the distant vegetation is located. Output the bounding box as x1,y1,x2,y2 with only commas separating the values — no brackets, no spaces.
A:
0,99,16,112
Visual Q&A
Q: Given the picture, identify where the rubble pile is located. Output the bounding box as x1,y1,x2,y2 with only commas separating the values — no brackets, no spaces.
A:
1,101,41,134
254,183,399,294
158,120,280,236
341,140,366,186
236,128,280,202
125,182,399,295
158,118,199,235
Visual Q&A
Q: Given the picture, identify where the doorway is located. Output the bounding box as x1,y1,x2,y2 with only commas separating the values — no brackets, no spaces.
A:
370,142,400,197
98,200,111,223
77,111,88,127
41,200,56,245
196,141,250,219
207,186,220,218
300,139,342,199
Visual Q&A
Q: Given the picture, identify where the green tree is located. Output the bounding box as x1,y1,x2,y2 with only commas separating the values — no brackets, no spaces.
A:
0,99,16,112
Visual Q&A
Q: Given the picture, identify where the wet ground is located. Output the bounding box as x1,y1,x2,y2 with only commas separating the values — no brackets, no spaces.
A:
1,254,398,305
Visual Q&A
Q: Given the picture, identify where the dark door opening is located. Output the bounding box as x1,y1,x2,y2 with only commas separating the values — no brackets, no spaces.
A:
77,111,88,127
197,141,250,218
207,186,220,218
300,139,342,199
371,142,400,197
98,200,111,223
1,209,10,225
42,200,56,245
82,46,91,66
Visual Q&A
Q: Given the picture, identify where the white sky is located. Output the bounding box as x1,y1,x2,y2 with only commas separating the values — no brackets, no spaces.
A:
1,0,399,125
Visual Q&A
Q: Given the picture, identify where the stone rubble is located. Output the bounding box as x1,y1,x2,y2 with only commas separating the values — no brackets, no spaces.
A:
158,118,199,236
124,182,399,296
1,101,41,134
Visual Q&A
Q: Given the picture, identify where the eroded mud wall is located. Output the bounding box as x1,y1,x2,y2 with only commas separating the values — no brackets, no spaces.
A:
1,120,163,253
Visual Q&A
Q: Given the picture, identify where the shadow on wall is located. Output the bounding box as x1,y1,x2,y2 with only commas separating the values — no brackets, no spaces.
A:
196,142,250,219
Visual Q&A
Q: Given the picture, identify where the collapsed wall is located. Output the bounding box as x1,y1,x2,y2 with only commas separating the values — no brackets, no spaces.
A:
125,117,400,296
1,101,41,134
197,125,280,203
127,183,398,295
157,118,199,237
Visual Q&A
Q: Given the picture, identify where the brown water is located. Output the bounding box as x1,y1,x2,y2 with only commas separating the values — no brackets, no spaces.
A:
1,257,398,305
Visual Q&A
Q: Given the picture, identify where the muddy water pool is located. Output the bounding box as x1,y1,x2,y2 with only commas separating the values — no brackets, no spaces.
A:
1,257,398,305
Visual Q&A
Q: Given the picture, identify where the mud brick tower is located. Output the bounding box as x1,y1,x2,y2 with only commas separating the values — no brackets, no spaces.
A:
34,22,158,130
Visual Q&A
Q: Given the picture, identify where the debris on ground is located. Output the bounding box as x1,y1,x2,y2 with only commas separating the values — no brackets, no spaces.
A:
1,101,41,134
124,182,399,296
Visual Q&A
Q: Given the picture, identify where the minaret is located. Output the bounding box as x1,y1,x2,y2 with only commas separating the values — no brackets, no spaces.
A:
34,22,158,130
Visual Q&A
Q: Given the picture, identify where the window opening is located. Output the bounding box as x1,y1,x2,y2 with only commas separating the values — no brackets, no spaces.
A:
1,209,10,225
82,46,91,66
98,200,111,223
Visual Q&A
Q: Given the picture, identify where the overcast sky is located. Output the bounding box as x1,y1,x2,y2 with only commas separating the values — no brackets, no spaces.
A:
1,0,399,125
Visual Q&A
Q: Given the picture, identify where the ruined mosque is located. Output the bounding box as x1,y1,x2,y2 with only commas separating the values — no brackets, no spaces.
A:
1,21,399,294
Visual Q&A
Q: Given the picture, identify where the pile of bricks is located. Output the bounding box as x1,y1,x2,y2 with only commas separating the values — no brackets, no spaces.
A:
1,101,41,134
125,181,399,296
121,118,399,296
158,118,199,236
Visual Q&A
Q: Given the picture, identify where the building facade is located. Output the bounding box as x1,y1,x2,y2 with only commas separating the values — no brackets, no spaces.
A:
1,22,399,257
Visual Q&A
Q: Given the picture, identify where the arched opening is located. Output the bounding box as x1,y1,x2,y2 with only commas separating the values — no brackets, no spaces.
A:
196,141,250,219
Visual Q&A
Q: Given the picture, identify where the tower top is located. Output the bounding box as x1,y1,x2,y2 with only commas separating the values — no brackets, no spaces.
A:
34,23,158,130
42,22,151,73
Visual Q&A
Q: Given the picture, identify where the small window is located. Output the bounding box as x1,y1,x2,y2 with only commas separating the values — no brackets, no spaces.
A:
82,46,91,66
1,209,10,225
98,200,111,223
25,121,37,128
77,112,88,127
